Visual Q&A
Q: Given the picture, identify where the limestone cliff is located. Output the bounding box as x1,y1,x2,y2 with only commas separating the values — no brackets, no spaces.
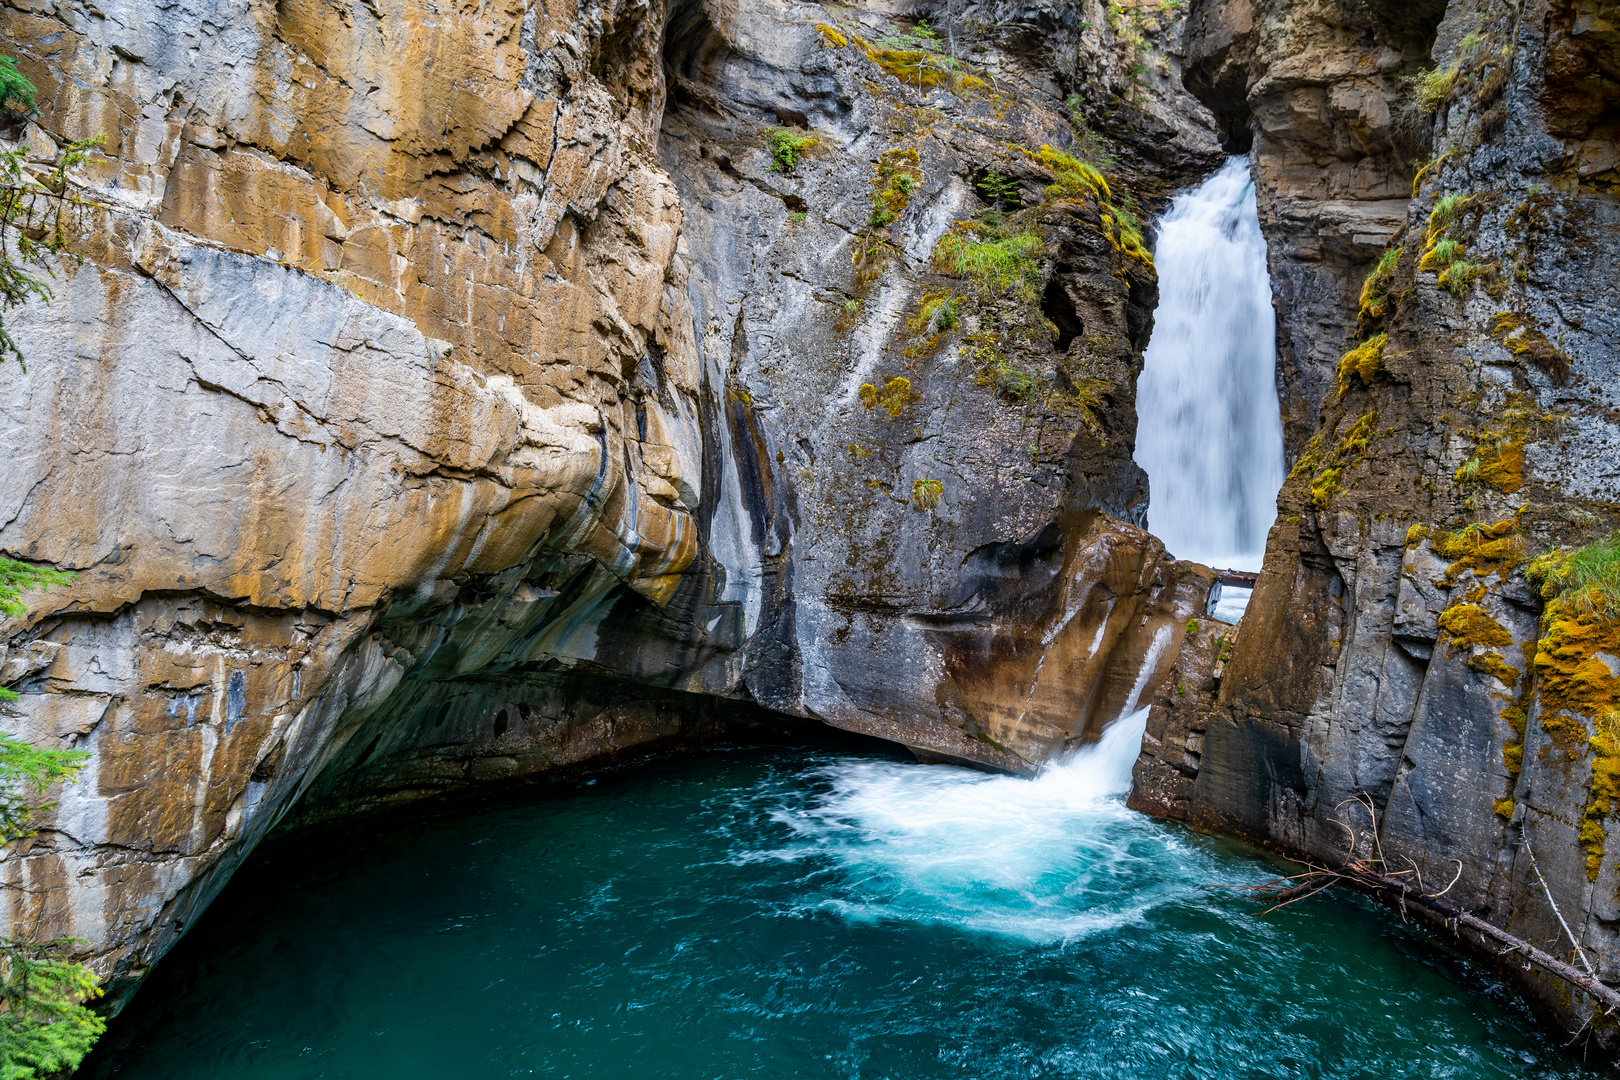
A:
1134,0,1620,1043
0,0,1217,1011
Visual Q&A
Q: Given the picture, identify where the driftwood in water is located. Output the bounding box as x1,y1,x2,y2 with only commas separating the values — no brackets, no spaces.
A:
1215,794,1620,1019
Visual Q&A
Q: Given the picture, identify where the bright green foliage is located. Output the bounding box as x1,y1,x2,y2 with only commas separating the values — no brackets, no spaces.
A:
0,738,87,838
0,58,104,371
1029,145,1110,202
0,545,102,1077
932,225,1044,298
0,732,102,1079
764,127,815,172
0,58,34,115
1427,192,1469,240
0,940,106,1080
0,558,73,624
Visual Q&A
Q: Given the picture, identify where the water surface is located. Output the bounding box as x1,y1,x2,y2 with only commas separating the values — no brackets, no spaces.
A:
86,723,1597,1079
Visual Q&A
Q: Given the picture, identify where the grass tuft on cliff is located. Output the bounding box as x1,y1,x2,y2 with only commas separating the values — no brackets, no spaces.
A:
933,224,1044,299
1530,534,1620,616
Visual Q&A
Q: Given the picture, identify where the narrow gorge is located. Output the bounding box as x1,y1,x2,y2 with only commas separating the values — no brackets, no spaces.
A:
0,0,1614,1070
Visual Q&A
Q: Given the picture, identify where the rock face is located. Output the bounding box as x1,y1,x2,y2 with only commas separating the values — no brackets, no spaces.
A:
0,0,1219,1010
1135,0,1620,1042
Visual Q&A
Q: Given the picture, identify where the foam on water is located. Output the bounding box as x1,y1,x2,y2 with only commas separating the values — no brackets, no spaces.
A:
763,710,1177,943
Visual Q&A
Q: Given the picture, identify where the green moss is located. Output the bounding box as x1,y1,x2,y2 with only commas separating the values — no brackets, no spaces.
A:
1186,619,1200,634
1027,144,1111,202
1309,467,1343,508
1524,542,1620,878
1437,603,1513,650
1493,798,1515,818
1432,520,1523,581
869,147,922,228
1455,439,1523,493
970,344,1038,401
1419,237,1464,272
909,291,958,335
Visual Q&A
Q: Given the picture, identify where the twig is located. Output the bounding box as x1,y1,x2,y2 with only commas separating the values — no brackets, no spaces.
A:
1523,838,1595,977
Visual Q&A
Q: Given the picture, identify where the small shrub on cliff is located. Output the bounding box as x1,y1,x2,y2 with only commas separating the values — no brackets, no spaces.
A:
764,127,816,173
1411,62,1459,117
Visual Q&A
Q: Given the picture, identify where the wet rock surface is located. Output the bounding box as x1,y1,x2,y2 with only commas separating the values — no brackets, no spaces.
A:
0,0,1219,1010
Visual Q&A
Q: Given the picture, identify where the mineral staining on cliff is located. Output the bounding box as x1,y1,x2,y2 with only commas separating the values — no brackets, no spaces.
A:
0,0,1221,1017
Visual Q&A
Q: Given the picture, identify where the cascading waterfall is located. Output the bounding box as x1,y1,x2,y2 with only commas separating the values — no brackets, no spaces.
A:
88,163,1588,1080
1134,158,1285,583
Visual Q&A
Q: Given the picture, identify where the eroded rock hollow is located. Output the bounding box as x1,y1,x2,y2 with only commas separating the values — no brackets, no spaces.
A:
0,0,1220,1010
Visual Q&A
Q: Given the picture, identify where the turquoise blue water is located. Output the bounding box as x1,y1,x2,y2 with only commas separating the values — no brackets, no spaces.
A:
84,726,1600,1079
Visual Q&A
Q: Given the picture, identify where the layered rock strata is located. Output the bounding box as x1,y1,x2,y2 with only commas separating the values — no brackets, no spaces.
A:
0,0,1217,1009
1136,0,1620,1043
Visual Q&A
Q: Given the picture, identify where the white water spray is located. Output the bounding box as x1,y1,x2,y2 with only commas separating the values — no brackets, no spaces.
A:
771,709,1163,942
1135,157,1284,573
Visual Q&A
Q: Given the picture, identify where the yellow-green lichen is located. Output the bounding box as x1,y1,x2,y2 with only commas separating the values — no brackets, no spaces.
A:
815,23,848,48
1491,311,1573,384
860,375,920,418
1432,520,1524,581
1335,333,1387,395
1525,536,1620,878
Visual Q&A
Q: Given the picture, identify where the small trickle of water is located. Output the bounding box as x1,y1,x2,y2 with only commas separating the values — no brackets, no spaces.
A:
1135,158,1284,576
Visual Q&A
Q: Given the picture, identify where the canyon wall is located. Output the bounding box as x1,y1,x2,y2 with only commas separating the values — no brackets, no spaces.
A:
0,0,1217,1009
1134,0,1620,1043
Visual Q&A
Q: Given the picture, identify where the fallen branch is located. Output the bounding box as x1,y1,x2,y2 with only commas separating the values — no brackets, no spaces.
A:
1329,863,1620,1015
1210,796,1620,1018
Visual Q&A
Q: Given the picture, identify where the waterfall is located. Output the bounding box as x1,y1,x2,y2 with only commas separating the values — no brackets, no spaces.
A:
1135,158,1284,575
